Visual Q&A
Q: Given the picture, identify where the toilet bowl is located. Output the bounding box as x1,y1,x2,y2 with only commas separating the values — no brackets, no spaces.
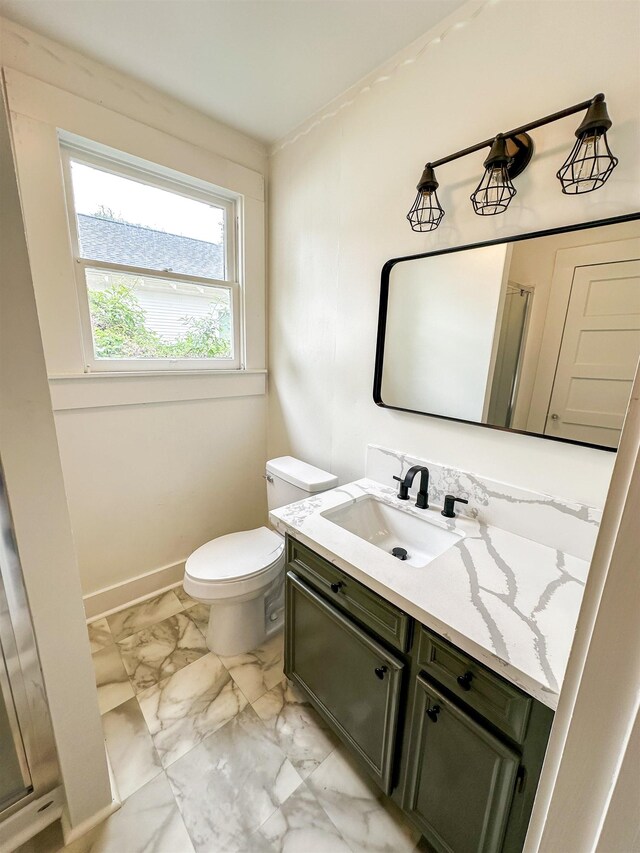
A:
184,526,285,656
183,457,338,657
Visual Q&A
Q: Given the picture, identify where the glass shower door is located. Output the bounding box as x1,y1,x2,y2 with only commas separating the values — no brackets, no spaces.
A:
0,544,34,817
0,464,59,837
487,285,532,428
0,648,31,812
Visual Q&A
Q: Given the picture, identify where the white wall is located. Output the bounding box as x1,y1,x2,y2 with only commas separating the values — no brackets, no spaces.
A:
268,0,640,508
54,396,266,595
382,244,508,420
1,18,269,603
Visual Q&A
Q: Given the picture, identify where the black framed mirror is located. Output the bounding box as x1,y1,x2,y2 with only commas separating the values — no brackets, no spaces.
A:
373,214,640,451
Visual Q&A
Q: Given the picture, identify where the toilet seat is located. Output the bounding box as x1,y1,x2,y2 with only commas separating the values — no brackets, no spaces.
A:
184,527,285,602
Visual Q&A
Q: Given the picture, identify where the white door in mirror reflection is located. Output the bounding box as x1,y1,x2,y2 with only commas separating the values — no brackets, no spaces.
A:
545,259,640,448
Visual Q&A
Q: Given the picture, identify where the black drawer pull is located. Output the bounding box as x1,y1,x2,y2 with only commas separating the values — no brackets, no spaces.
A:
517,765,527,793
457,671,473,691
374,665,388,680
426,704,441,722
330,581,344,594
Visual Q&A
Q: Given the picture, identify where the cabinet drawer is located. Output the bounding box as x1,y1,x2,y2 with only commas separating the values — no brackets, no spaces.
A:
418,627,531,744
286,536,410,652
285,571,404,794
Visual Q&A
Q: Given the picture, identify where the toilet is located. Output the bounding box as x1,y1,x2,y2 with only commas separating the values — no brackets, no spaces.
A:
183,457,338,656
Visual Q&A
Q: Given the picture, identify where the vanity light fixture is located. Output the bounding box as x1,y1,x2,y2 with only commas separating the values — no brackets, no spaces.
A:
408,93,618,232
407,164,445,231
556,94,618,193
470,135,519,216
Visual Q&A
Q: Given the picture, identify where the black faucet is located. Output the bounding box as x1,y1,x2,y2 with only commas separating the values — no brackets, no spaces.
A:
393,466,430,509
441,494,469,518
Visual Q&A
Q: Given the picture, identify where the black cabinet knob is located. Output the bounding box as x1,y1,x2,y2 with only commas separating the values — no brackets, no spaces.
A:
374,666,388,680
330,581,344,594
426,704,441,722
457,671,473,691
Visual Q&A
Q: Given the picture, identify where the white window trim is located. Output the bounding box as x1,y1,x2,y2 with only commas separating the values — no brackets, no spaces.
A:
60,143,244,373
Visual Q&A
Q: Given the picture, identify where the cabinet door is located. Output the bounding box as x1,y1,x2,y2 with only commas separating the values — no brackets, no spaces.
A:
285,571,404,794
404,676,520,853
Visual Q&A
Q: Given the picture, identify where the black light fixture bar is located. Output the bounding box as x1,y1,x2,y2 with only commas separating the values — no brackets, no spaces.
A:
407,93,618,232
429,94,600,169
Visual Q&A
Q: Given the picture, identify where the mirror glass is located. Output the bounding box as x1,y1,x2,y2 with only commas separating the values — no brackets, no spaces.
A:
376,216,640,450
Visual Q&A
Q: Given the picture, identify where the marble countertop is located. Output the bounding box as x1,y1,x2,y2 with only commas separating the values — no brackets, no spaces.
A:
270,478,591,709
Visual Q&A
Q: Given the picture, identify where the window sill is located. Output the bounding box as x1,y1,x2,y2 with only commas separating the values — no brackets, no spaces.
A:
49,369,267,411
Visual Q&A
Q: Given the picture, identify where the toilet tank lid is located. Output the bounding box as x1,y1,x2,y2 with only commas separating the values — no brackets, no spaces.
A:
266,456,338,493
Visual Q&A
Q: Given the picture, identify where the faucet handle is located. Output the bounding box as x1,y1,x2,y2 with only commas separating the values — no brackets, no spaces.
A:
392,475,409,501
441,494,469,518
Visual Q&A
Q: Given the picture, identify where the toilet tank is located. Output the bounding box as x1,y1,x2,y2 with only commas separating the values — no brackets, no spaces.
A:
266,456,338,510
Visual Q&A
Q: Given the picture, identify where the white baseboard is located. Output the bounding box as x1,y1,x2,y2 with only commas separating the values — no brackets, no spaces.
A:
83,559,185,621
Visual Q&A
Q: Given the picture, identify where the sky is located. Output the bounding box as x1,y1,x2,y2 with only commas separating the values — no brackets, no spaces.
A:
70,161,224,243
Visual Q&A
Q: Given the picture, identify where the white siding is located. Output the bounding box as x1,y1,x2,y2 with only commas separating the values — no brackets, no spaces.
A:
136,286,228,342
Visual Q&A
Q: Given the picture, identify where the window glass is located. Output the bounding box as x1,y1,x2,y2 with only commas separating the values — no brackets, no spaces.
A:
70,161,226,280
85,268,232,360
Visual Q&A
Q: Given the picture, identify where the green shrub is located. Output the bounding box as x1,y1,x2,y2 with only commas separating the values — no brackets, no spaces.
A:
88,280,231,359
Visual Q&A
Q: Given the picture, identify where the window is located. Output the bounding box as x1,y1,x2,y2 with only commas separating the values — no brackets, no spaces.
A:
62,145,240,371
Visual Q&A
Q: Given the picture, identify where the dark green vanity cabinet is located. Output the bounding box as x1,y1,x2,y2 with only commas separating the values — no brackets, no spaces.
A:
285,572,404,793
285,535,411,651
284,535,554,853
404,627,554,853
285,537,411,793
416,628,532,744
404,676,520,853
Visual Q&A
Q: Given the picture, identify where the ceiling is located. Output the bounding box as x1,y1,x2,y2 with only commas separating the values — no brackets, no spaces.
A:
0,0,466,143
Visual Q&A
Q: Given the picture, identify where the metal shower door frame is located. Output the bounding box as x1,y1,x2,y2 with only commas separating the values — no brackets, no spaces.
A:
0,462,60,823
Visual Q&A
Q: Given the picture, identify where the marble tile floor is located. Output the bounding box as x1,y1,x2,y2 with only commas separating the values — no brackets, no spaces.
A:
23,588,423,853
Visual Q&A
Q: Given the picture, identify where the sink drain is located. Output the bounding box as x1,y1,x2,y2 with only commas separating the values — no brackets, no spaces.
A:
391,546,408,561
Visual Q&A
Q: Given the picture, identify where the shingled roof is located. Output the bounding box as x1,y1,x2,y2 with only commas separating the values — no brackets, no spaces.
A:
77,214,224,280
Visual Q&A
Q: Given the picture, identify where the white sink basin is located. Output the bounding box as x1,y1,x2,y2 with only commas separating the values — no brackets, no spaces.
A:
321,496,462,568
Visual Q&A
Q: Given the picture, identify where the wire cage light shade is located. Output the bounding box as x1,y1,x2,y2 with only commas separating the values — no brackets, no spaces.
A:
556,131,618,193
407,165,445,232
470,136,517,216
556,96,618,193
